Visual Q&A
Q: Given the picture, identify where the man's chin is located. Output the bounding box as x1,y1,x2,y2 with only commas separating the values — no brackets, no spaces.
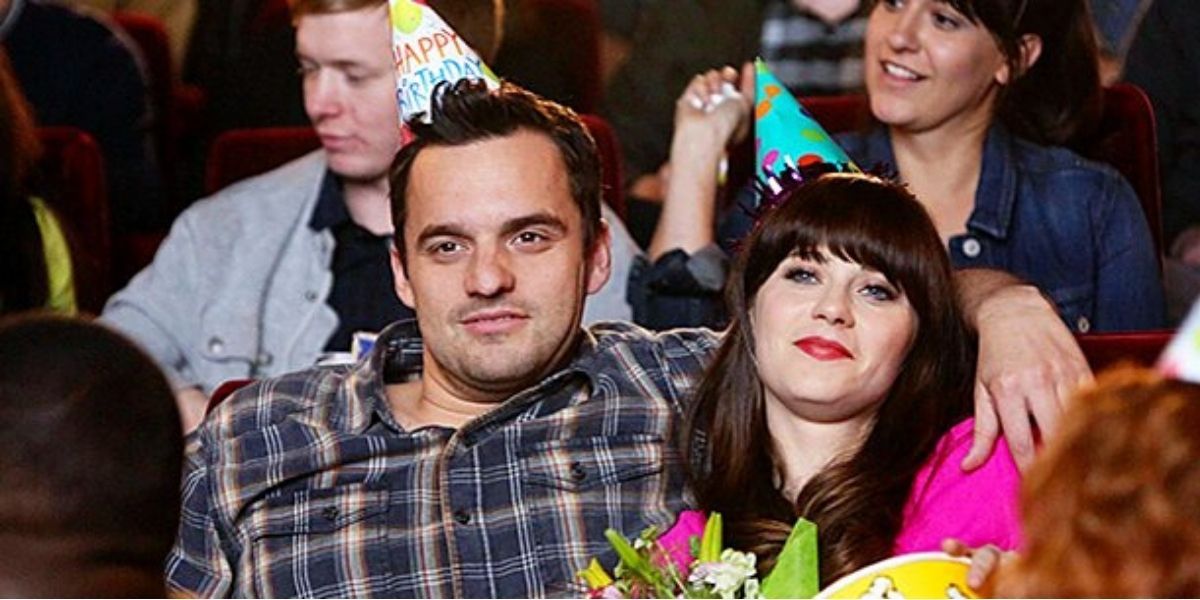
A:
327,158,389,184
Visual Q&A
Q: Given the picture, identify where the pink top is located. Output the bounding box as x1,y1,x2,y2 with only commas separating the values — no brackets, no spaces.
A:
663,418,1021,570
892,418,1022,553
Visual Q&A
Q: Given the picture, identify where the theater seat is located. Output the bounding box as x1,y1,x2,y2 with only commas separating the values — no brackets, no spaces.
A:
1077,330,1172,373
206,378,255,415
205,127,321,194
36,126,111,313
113,11,206,203
494,0,602,114
205,118,627,220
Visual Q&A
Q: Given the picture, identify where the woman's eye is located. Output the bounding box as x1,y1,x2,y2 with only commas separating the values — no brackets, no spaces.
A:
932,10,963,29
881,0,903,10
784,267,819,284
861,284,899,302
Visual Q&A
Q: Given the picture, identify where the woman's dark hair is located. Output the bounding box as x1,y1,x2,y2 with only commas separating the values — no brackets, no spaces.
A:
0,49,48,313
908,0,1102,145
684,174,976,584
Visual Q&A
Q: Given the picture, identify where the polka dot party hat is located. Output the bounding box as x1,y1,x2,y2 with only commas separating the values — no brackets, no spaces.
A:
753,58,858,205
390,0,500,125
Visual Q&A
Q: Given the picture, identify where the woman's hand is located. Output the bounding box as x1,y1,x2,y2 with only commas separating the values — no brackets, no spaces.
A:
672,64,754,162
648,64,754,260
941,538,1012,591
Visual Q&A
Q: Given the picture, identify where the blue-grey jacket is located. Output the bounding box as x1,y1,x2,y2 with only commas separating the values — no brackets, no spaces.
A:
840,125,1165,333
103,151,641,393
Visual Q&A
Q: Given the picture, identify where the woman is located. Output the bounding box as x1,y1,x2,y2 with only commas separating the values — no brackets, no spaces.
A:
681,173,1020,585
0,49,75,315
637,0,1163,333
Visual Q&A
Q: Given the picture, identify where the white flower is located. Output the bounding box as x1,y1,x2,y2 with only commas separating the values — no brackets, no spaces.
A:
687,550,759,599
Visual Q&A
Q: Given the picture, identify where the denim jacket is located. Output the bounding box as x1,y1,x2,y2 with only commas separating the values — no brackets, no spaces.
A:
839,125,1164,333
631,125,1165,333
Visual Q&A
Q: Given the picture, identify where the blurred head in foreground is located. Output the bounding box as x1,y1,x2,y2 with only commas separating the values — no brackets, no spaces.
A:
996,365,1200,597
0,314,182,597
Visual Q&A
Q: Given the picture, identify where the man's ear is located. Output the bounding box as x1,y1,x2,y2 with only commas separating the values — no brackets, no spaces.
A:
585,220,612,295
390,244,416,309
997,34,1042,85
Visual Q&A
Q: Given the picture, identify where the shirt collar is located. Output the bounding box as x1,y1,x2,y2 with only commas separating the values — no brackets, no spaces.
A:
335,319,603,436
308,171,350,231
967,124,1019,240
865,124,1019,240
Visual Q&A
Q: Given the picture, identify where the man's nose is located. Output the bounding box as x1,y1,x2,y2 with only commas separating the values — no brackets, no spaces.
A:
305,72,343,120
465,246,516,298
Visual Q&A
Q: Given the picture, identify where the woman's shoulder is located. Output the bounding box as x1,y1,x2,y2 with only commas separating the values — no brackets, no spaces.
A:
1007,136,1128,189
916,419,1020,497
893,418,1023,553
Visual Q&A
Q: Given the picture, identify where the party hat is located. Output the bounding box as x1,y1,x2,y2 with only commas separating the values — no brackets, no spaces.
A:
389,0,500,125
753,58,858,203
1157,301,1200,380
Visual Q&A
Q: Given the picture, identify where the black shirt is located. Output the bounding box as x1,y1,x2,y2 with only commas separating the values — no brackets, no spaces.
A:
309,173,414,352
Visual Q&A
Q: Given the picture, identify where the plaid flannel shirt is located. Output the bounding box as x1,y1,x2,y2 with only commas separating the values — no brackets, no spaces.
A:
166,319,720,598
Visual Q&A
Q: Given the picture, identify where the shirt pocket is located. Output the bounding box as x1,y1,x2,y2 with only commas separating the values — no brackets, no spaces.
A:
1045,281,1096,332
520,433,684,594
246,483,391,598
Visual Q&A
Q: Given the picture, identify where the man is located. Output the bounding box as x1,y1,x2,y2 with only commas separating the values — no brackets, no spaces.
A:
0,315,183,596
169,80,1089,597
102,0,642,432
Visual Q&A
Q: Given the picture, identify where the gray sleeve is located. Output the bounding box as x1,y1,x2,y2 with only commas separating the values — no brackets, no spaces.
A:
583,204,642,324
101,211,206,391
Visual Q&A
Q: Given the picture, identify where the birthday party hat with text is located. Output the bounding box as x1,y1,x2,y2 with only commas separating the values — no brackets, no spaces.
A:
389,0,500,124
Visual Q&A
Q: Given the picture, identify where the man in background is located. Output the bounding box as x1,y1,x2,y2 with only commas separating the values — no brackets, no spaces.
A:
105,0,640,432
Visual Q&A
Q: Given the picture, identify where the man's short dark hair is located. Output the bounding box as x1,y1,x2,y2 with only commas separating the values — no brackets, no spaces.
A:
0,315,182,571
388,79,602,261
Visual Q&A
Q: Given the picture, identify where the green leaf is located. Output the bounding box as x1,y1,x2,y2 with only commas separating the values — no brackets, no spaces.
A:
699,512,724,563
760,517,819,599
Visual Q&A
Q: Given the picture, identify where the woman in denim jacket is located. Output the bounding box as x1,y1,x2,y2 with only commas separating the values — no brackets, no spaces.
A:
634,0,1164,333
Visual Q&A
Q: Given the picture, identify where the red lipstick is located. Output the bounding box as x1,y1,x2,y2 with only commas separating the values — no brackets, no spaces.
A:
794,336,853,361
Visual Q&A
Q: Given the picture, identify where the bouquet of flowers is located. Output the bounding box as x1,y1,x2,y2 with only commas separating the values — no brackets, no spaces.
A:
578,512,819,599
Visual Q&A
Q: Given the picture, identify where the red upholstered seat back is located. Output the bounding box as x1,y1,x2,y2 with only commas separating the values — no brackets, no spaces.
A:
1077,330,1172,373
205,117,626,220
36,126,112,313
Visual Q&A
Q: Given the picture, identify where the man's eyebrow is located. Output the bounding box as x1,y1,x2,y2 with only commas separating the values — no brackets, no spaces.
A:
414,213,569,247
415,223,470,246
294,55,373,71
500,213,568,238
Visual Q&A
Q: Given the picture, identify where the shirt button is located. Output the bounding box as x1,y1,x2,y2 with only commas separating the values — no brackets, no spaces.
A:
569,461,587,482
304,290,319,302
962,238,982,258
207,337,224,355
1076,316,1091,333
453,509,471,525
322,506,340,521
